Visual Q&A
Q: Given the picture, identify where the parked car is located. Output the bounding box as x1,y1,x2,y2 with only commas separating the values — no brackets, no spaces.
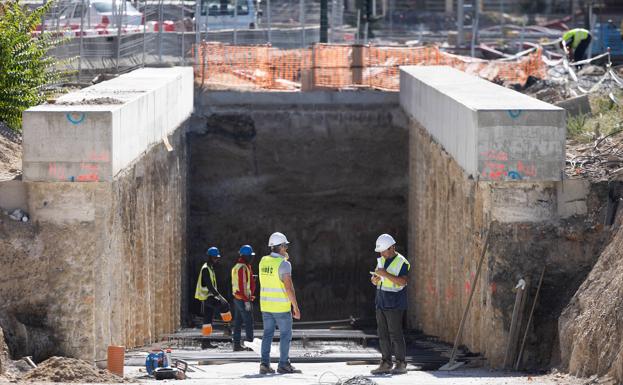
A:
194,0,258,31
44,0,143,31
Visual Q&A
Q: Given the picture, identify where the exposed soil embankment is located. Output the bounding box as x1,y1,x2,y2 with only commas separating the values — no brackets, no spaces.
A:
559,203,623,382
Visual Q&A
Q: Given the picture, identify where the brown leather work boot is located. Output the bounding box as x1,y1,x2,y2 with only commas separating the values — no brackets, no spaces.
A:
370,360,393,375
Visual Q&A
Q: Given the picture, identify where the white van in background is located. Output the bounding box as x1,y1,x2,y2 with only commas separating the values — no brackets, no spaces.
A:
194,0,259,31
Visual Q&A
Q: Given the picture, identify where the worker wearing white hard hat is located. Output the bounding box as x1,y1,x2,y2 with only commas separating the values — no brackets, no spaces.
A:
258,232,301,375
370,233,410,375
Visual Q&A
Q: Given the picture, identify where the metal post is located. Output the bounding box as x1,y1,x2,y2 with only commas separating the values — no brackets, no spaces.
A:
158,0,163,63
300,0,305,46
87,0,91,29
355,9,360,43
195,0,201,69
142,0,147,67
457,0,464,47
389,0,393,38
470,0,479,57
181,0,185,65
41,0,46,33
234,0,238,45
320,0,328,42
78,0,85,80
587,0,593,59
267,0,271,43
115,0,122,72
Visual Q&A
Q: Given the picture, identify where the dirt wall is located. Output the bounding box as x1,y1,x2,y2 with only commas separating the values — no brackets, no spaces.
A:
408,121,610,368
0,127,187,362
188,100,409,321
559,206,623,382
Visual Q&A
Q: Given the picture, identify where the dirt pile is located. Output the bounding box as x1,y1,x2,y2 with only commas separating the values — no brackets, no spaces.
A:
558,213,623,383
0,122,22,181
20,357,124,383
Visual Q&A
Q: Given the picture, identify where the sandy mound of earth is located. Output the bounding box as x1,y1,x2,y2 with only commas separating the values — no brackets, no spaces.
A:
20,356,124,383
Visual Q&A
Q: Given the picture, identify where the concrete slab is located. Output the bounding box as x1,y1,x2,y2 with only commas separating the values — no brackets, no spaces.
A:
22,67,193,182
400,66,565,181
123,362,586,385
557,179,590,218
556,94,592,117
196,90,399,107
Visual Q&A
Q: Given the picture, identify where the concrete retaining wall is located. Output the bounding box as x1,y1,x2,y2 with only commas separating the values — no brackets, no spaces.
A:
0,68,192,362
400,66,566,181
402,67,608,368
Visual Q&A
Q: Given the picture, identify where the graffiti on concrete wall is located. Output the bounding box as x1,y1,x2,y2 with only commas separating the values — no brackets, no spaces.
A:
47,162,102,182
479,150,537,180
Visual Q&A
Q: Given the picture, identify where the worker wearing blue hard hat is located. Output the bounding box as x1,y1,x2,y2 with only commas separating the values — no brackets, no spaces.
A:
195,246,232,346
231,244,257,351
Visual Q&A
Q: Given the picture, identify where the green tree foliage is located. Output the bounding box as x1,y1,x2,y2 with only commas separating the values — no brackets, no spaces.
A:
0,0,69,132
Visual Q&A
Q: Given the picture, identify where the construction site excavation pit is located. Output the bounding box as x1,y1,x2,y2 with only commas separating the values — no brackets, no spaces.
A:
186,91,409,323
2,65,623,384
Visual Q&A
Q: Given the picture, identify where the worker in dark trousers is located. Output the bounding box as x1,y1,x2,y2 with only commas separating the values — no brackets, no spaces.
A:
195,246,232,348
231,244,257,351
370,234,410,375
562,28,592,64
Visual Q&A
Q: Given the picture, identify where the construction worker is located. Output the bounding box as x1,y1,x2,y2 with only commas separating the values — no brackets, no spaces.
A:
370,234,410,375
562,28,592,63
231,244,257,351
258,232,301,375
195,247,232,345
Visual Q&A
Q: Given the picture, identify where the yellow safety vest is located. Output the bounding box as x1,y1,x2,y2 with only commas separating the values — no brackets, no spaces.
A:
376,253,410,292
195,263,217,301
259,256,291,313
231,263,251,299
563,28,590,49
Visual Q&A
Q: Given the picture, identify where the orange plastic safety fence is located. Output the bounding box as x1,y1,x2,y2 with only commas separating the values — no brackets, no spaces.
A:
193,43,546,91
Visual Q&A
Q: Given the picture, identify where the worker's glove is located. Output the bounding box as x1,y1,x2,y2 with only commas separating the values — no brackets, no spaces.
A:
244,302,252,312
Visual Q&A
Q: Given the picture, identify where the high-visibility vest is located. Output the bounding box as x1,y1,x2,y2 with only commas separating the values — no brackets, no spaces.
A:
231,263,251,299
259,256,291,313
376,253,410,292
195,263,217,301
563,28,590,49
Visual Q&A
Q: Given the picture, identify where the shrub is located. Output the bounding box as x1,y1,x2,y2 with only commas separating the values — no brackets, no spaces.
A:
0,0,70,132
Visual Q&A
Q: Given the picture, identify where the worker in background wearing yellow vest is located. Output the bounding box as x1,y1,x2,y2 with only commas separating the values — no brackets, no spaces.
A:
231,244,257,352
370,234,410,375
258,232,301,375
195,246,232,348
562,28,592,64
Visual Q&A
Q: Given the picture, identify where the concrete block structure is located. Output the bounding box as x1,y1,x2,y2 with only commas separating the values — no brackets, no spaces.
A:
23,68,193,182
8,68,192,362
401,66,605,369
400,66,566,181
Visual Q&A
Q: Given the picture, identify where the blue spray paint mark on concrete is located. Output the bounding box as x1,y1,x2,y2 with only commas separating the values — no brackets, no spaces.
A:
508,171,522,180
507,110,522,119
66,112,86,125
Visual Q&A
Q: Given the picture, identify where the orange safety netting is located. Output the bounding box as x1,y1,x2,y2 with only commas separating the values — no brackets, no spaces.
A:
194,42,546,91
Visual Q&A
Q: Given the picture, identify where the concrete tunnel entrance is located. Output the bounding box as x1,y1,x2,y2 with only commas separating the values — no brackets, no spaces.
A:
185,91,409,323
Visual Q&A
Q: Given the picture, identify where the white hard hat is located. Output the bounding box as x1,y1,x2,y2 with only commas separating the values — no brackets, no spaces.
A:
268,232,290,247
375,234,396,252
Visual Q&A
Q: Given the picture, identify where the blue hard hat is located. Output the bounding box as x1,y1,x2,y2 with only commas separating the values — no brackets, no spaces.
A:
206,247,220,257
239,245,255,256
